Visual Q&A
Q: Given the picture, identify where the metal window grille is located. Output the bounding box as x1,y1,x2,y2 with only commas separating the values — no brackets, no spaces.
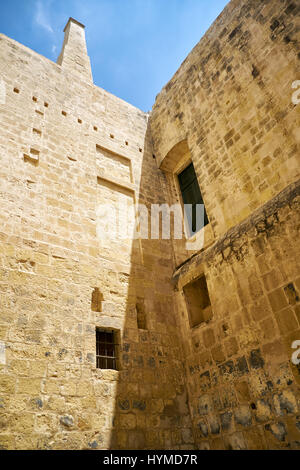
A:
96,329,117,370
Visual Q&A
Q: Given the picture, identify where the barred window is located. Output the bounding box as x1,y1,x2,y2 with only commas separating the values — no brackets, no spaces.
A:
96,329,118,370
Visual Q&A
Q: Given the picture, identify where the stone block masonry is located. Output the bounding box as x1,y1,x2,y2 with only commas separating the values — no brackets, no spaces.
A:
149,0,300,450
171,180,300,449
0,0,299,450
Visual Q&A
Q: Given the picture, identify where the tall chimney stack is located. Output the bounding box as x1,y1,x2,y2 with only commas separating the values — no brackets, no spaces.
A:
57,18,93,83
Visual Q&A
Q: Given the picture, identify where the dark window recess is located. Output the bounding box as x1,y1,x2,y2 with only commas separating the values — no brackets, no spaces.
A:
183,275,212,328
178,162,208,235
96,329,118,370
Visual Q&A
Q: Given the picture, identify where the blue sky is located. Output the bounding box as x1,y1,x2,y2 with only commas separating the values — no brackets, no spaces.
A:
0,0,229,111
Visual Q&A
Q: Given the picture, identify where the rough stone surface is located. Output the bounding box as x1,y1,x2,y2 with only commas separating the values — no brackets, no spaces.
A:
0,0,299,450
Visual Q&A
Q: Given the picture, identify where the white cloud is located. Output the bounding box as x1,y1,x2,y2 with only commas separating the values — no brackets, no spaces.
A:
35,0,54,34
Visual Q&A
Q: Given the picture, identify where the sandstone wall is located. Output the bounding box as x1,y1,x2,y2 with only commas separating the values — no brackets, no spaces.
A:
149,0,300,450
0,29,192,449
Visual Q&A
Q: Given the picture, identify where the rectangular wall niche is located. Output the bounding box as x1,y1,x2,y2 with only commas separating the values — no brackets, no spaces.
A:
91,287,103,312
183,275,212,328
96,329,119,370
96,144,132,185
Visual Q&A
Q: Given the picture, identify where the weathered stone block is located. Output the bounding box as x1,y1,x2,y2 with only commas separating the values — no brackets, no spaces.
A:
18,378,41,395
0,376,15,394
265,422,287,443
60,415,74,429
198,395,212,416
224,431,247,450
248,349,264,370
220,411,233,432
274,307,299,335
202,328,216,349
0,0,299,451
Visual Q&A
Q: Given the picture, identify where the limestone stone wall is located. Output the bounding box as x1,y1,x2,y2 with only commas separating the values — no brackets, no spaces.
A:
149,0,300,450
0,0,299,451
173,182,300,449
0,23,192,449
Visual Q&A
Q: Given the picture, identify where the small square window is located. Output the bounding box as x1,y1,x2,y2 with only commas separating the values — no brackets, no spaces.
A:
183,275,212,328
96,329,118,370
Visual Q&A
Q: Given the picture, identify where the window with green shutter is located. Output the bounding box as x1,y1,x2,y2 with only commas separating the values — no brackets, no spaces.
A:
178,162,208,235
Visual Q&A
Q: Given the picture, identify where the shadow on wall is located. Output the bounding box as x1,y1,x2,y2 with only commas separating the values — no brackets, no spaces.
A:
108,126,195,450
